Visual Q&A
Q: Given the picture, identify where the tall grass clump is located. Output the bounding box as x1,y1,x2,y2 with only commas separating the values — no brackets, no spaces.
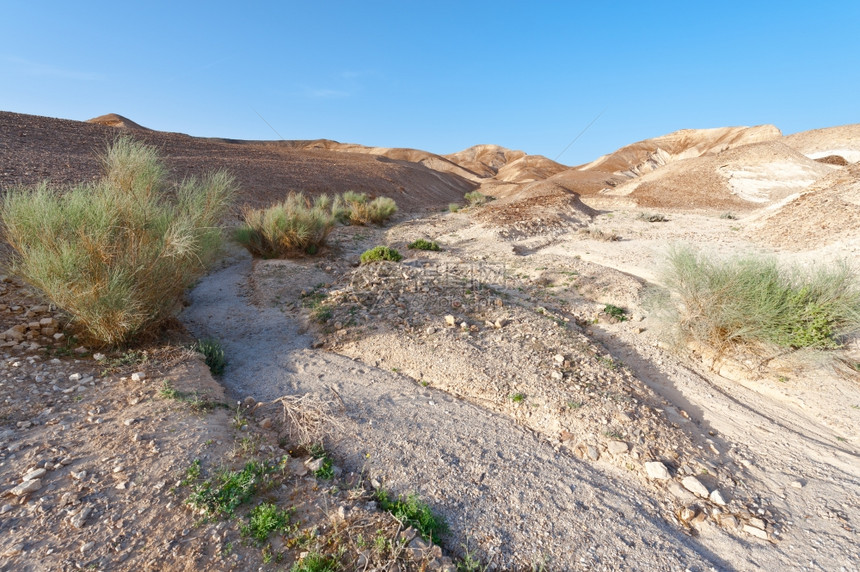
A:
464,191,489,206
333,191,397,225
235,192,336,258
663,245,860,351
0,136,236,346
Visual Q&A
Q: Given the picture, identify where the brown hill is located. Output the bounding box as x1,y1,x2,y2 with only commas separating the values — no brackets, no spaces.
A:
576,125,782,176
782,124,860,164
445,144,528,177
87,113,150,130
0,111,476,211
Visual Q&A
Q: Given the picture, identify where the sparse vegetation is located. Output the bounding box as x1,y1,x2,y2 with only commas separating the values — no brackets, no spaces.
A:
578,227,621,242
448,203,460,213
510,392,526,403
638,212,668,222
374,489,448,542
290,552,339,572
408,239,441,251
185,460,276,518
0,136,236,345
195,338,226,376
235,193,337,258
360,246,403,264
241,502,295,544
464,191,490,206
720,212,738,220
663,245,860,351
334,191,398,225
604,304,628,322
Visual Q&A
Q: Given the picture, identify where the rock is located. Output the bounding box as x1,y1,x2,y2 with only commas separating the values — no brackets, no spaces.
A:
93,353,106,361
586,445,600,461
59,492,80,507
681,476,710,498
444,315,456,327
553,354,565,364
69,506,93,528
305,458,324,472
550,371,563,380
789,480,804,489
679,507,697,522
645,461,671,480
717,514,739,529
69,373,82,382
425,327,436,335
80,541,95,554
288,459,308,477
130,372,146,382
1,543,24,558
10,478,42,496
607,440,628,455
22,468,46,481
0,504,13,514
709,489,728,506
259,418,273,430
743,524,769,539
71,470,87,481
749,517,767,530
459,321,468,330
243,396,256,407
494,318,507,328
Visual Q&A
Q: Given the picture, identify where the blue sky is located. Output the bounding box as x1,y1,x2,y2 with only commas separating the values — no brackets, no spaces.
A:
2,1,858,165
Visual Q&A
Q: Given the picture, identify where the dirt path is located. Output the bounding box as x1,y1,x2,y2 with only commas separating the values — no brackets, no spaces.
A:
180,249,749,570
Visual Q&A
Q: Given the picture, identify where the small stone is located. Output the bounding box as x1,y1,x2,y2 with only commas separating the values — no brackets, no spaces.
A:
53,333,64,341
607,440,628,455
243,396,256,407
425,327,436,335
288,459,308,477
11,478,42,496
679,507,696,522
789,480,803,489
259,418,273,430
645,461,671,480
80,541,95,554
130,372,146,382
550,371,563,380
0,504,13,514
749,517,767,530
553,354,565,364
71,470,87,481
681,476,710,498
305,457,324,472
69,373,82,382
93,353,106,361
444,315,456,327
586,445,600,461
23,468,46,481
743,524,769,539
1,543,24,558
59,492,80,507
115,481,127,490
709,489,727,506
69,506,93,528
123,418,136,426
459,321,468,330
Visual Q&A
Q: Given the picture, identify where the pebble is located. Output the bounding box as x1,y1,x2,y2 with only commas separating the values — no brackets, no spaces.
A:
80,541,95,554
444,315,456,327
10,478,42,496
586,445,600,461
130,372,146,382
607,440,628,455
681,476,710,498
259,418,273,430
22,468,46,481
644,461,671,480
69,506,93,528
743,524,769,539
789,480,804,489
709,489,727,506
0,504,13,514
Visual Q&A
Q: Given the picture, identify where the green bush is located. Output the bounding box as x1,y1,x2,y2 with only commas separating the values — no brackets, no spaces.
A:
235,192,336,258
407,239,440,251
464,191,489,206
195,338,226,376
333,191,397,225
0,136,236,346
375,489,448,542
360,246,403,264
448,203,460,213
663,245,860,350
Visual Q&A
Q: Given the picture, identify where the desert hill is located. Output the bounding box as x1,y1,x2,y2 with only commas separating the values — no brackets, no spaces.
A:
86,112,150,130
782,123,860,164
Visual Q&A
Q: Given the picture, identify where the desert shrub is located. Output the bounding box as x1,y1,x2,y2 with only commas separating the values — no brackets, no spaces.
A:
235,192,336,258
578,227,621,242
195,338,226,376
720,212,737,220
375,489,448,542
663,245,860,351
360,246,402,264
333,191,397,225
448,203,460,213
603,304,628,321
638,212,668,222
408,239,440,251
464,191,489,206
0,136,235,346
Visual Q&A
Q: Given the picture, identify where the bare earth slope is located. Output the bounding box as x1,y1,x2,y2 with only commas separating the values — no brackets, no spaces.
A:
0,111,475,211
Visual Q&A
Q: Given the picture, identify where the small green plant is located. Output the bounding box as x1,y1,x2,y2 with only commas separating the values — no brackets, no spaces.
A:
334,192,398,225
448,203,460,213
510,392,526,403
360,246,403,264
241,502,294,543
375,489,448,542
464,191,490,206
195,338,226,376
567,400,583,409
720,212,737,220
309,444,335,479
662,245,860,350
290,552,338,572
0,136,236,345
638,212,668,222
159,380,181,400
598,356,619,370
603,304,628,322
186,460,275,518
408,239,441,251
182,459,202,486
457,540,488,572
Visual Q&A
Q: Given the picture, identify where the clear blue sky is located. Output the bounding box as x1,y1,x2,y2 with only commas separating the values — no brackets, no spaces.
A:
2,1,858,166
